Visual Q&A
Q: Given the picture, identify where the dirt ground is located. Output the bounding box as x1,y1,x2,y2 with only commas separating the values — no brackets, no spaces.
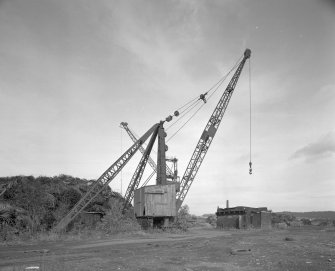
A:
0,224,334,271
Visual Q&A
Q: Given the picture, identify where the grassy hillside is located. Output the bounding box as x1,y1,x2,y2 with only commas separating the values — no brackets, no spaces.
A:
0,175,126,240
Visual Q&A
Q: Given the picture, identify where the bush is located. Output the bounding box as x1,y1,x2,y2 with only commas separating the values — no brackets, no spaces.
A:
97,198,140,234
0,175,127,238
271,213,296,225
0,223,19,241
60,188,81,208
173,205,191,231
206,215,217,226
301,218,311,225
41,212,56,230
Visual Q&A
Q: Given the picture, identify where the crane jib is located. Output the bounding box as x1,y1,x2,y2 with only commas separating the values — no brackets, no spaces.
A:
176,49,251,210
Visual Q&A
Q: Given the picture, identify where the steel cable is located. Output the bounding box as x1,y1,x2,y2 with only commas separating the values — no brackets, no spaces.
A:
166,54,243,142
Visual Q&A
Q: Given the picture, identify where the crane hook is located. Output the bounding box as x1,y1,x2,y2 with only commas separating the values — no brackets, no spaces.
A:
249,161,252,175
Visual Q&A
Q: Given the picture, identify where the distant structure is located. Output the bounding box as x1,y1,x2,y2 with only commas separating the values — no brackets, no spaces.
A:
216,202,272,229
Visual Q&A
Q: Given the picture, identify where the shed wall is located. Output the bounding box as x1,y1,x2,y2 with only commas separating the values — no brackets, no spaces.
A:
260,212,272,229
217,215,239,228
134,184,176,217
250,212,261,228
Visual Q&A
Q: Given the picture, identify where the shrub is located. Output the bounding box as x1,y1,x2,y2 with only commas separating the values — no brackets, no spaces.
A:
0,223,19,241
301,218,311,225
41,212,56,230
206,215,217,226
97,198,140,234
173,205,191,231
60,188,81,208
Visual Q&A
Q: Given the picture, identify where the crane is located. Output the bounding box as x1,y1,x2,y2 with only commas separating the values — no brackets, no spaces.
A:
54,48,251,231
176,48,251,209
120,122,178,209
119,49,251,211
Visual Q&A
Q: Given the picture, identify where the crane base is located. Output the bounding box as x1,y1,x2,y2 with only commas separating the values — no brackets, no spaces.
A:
136,216,175,229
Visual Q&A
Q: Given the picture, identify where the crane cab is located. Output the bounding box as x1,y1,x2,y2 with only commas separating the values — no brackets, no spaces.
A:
134,183,179,228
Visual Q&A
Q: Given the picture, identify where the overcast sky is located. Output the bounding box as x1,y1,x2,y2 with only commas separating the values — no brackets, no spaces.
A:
0,0,334,214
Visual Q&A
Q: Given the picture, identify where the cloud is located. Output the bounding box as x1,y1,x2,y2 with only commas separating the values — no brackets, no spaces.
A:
291,131,335,161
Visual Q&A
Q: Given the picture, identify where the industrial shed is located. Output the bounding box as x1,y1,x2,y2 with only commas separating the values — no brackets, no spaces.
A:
216,206,271,229
134,183,178,228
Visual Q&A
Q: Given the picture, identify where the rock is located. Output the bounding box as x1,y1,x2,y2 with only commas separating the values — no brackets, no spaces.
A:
284,237,294,241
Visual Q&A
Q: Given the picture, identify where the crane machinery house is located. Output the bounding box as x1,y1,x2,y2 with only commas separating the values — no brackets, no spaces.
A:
134,183,179,228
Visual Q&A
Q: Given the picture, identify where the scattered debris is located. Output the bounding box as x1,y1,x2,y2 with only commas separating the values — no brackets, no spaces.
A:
284,237,294,241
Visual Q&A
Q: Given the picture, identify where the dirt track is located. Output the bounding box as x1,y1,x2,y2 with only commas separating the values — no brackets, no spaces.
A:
1,225,334,271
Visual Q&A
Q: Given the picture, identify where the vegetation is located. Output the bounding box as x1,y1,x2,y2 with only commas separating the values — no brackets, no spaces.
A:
0,175,126,241
0,175,195,242
271,212,296,225
278,211,335,220
205,214,217,226
173,205,191,231
97,198,141,234
271,212,335,227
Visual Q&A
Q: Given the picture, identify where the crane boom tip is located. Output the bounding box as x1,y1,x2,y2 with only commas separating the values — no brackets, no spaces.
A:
244,49,251,59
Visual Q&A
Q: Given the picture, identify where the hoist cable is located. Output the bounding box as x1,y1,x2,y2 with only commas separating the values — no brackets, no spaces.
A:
120,127,123,194
207,56,243,101
249,58,253,175
167,102,205,143
166,99,202,131
201,55,243,100
178,99,201,116
166,54,244,142
175,95,200,112
171,55,243,118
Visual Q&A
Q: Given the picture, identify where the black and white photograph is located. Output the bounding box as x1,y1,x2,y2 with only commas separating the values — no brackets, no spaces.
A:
0,0,334,270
